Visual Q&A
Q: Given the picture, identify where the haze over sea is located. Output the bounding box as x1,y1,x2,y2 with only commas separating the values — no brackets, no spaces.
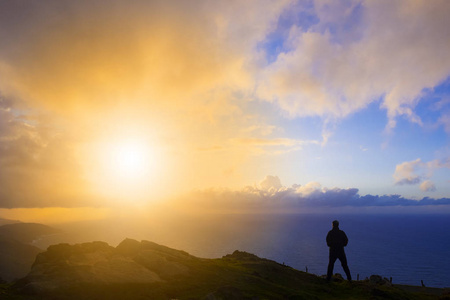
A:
147,213,450,288
32,212,450,288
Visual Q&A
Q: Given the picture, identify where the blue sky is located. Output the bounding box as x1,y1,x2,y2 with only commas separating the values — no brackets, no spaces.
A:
248,0,450,202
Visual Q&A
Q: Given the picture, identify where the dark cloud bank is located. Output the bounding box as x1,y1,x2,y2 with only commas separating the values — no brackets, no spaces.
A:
184,182,450,214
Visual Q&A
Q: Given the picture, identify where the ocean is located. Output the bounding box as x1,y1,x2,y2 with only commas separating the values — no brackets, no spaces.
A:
156,213,450,288
43,213,450,288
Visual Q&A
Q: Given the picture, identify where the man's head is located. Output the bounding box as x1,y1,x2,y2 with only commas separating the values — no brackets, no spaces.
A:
332,220,339,228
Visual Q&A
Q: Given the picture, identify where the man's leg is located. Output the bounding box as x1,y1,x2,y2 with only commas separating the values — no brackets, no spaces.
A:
327,253,337,281
338,252,352,281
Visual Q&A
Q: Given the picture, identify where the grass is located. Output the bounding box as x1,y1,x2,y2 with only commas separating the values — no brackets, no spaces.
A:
1,250,448,299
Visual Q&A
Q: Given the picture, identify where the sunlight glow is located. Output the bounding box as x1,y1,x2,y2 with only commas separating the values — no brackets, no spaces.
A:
83,133,161,201
111,142,149,179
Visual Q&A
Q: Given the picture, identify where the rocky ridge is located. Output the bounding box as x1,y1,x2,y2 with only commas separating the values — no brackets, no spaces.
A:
16,238,195,293
9,238,448,299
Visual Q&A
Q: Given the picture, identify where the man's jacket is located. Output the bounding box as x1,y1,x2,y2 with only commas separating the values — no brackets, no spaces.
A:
326,228,348,250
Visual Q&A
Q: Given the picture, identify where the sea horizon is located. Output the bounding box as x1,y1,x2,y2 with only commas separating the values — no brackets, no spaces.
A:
144,213,450,288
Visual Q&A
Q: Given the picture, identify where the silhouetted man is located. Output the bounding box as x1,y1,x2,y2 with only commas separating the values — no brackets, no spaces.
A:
326,220,351,282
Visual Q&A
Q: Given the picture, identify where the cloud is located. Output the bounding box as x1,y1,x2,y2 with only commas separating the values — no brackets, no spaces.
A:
259,175,282,191
175,176,450,214
1,1,450,209
0,0,300,206
0,0,290,117
4,1,449,131
0,0,290,164
393,157,450,190
295,181,322,196
257,0,450,131
232,137,319,155
420,180,436,192
242,125,279,136
0,100,99,208
393,158,425,185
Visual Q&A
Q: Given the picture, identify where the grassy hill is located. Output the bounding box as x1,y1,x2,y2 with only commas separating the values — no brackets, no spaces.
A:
0,222,63,282
0,239,448,299
0,223,61,245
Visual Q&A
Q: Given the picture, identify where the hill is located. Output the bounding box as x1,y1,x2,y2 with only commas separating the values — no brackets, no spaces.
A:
0,223,61,245
0,218,20,226
0,236,42,282
0,223,62,282
0,238,445,299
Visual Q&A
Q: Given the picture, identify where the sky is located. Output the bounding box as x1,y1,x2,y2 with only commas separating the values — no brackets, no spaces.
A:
1,0,450,223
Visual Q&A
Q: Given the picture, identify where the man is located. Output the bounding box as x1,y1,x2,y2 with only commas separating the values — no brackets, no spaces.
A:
326,220,351,282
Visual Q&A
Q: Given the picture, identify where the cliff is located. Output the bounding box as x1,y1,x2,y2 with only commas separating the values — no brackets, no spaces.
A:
1,239,446,299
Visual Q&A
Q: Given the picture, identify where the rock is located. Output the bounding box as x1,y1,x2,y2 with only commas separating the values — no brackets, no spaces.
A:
18,241,163,294
223,250,260,261
369,275,392,286
332,273,344,282
15,239,201,294
134,251,189,278
139,240,192,260
117,239,191,278
115,238,141,256
369,275,383,284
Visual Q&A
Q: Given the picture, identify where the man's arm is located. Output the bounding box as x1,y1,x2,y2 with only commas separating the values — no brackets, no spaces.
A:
342,231,348,247
326,231,331,247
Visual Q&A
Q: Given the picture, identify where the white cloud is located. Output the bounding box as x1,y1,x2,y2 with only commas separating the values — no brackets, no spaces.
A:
257,0,450,131
420,180,436,192
0,100,98,208
393,157,450,190
359,145,368,152
0,0,290,116
259,175,282,191
233,137,319,155
294,181,321,196
393,158,424,185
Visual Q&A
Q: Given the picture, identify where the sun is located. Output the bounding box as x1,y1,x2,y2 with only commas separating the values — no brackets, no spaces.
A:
85,136,157,199
111,142,148,178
